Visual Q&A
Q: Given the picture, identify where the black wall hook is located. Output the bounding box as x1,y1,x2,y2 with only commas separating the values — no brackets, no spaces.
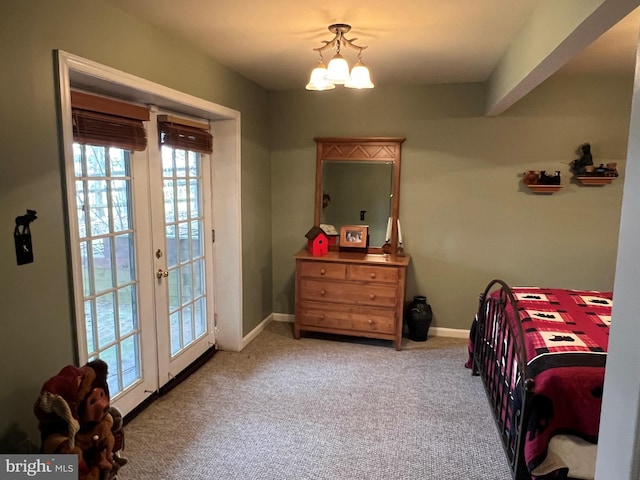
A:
14,209,37,265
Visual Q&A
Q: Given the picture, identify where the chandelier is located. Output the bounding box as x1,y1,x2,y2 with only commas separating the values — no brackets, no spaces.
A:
305,24,374,91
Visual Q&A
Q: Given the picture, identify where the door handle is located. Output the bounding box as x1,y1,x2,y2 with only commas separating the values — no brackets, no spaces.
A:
156,269,169,279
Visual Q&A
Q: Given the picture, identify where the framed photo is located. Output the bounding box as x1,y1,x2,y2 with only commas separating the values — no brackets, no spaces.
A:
340,225,368,249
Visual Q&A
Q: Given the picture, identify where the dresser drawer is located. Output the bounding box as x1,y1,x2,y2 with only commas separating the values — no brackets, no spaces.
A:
298,261,347,280
348,264,399,283
299,279,397,307
298,302,395,334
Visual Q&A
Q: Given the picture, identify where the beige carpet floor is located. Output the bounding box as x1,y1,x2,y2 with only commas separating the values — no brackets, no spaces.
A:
117,321,512,480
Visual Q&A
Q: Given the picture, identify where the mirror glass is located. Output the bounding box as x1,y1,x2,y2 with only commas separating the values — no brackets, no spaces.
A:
314,137,404,253
321,161,393,247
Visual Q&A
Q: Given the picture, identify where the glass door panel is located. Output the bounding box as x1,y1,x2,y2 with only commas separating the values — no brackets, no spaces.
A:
158,146,212,367
73,144,142,397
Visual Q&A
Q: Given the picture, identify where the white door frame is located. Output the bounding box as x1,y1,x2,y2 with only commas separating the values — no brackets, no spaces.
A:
55,51,244,363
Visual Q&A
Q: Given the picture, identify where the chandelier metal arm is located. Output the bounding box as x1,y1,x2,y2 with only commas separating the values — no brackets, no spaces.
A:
313,38,338,54
312,23,368,54
342,37,368,53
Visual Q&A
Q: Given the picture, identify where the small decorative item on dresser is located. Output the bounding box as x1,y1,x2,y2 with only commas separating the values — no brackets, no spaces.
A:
382,217,392,254
305,226,329,256
396,218,405,257
340,225,368,249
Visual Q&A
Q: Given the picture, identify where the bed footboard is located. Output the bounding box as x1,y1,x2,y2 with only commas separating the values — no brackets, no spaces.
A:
471,279,534,480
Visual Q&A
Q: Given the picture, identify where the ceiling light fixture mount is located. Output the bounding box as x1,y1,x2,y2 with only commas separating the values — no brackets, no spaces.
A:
305,23,374,91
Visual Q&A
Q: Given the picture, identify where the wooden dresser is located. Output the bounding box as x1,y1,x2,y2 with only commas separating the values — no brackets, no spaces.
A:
294,250,410,350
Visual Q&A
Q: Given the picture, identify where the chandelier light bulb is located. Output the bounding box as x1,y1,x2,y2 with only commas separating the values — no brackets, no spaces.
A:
325,53,351,84
345,62,374,89
306,63,336,91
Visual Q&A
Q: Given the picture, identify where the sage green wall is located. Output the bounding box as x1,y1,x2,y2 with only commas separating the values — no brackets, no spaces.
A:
270,76,631,328
0,0,271,451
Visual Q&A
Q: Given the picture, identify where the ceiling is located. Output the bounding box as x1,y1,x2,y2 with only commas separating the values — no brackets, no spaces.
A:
105,0,640,92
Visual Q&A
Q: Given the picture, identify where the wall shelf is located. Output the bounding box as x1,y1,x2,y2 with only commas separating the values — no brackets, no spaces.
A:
576,176,614,186
523,170,563,194
526,184,564,194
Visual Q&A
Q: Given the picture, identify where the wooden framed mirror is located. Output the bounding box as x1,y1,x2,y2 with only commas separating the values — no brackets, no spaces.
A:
314,137,405,254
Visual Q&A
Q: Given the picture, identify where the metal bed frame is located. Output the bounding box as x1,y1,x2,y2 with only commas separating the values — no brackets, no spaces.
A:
471,279,535,480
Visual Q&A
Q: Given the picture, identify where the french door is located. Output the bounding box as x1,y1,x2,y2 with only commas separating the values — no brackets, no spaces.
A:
70,129,215,415
151,144,215,382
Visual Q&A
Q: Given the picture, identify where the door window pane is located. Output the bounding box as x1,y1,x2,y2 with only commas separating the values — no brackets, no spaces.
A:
193,259,204,298
80,241,91,297
73,144,84,177
189,180,199,217
76,181,87,237
168,269,180,312
96,292,116,347
190,220,202,258
121,335,140,389
100,344,119,394
110,149,127,177
111,179,130,232
182,305,194,345
86,146,107,177
194,298,206,337
118,285,137,335
181,265,192,305
85,300,95,353
115,234,135,285
93,238,114,293
170,311,180,356
163,180,176,224
87,180,110,236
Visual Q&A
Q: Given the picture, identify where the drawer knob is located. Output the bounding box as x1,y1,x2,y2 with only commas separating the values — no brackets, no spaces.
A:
368,319,374,325
319,314,325,321
320,268,326,275
369,294,376,300
370,272,376,279
320,289,326,296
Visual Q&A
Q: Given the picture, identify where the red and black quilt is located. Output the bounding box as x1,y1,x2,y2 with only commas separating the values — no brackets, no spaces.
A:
508,287,611,477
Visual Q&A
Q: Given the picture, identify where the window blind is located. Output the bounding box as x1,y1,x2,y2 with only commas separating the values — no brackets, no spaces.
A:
157,114,213,154
71,91,149,151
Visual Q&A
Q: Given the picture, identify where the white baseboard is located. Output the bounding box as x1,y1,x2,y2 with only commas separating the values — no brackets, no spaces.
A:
429,327,470,339
240,313,274,350
273,313,294,323
270,313,469,339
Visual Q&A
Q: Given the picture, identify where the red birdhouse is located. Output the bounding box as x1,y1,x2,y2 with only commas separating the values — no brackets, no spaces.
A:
305,226,329,256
